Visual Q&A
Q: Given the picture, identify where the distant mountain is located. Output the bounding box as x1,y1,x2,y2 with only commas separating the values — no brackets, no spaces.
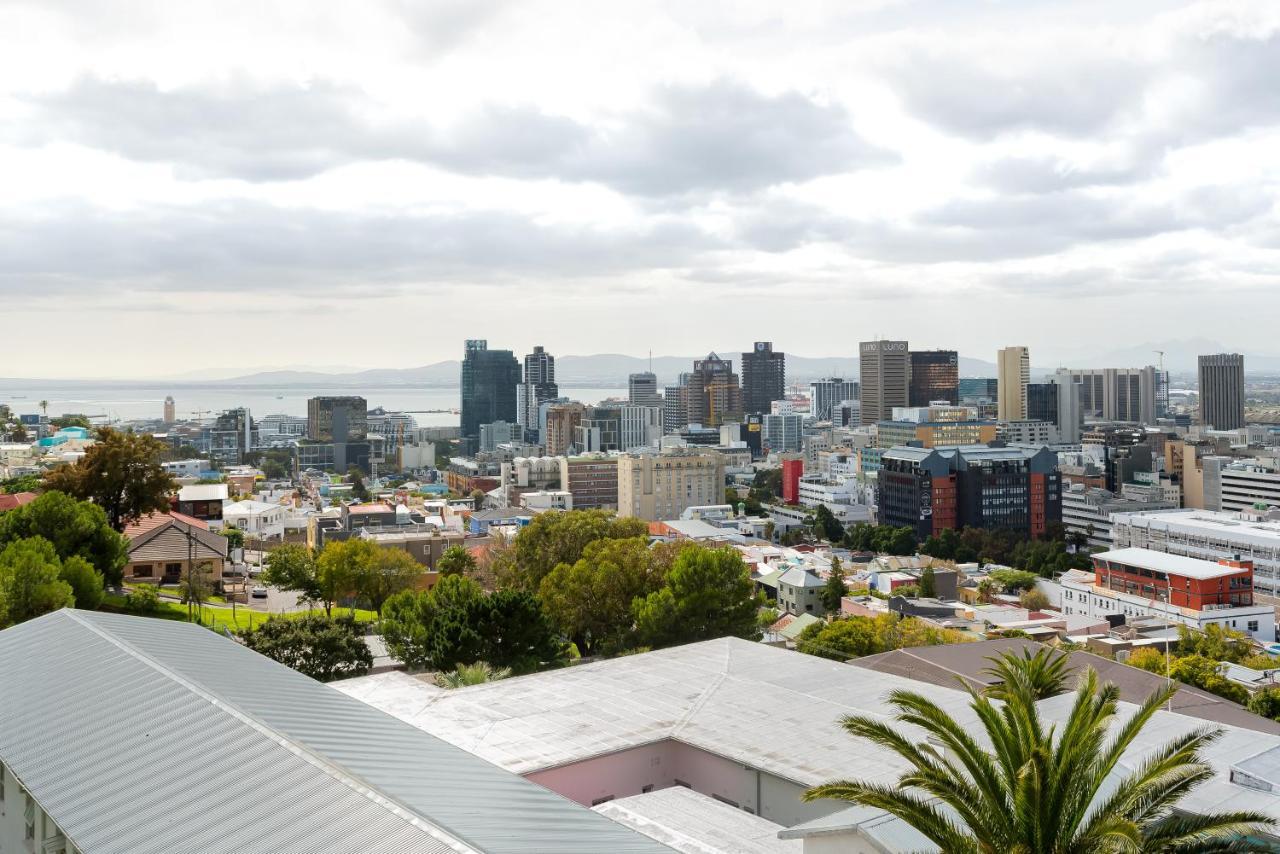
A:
211,351,1000,387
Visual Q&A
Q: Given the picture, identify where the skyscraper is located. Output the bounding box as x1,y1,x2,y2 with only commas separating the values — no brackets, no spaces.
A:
460,340,520,453
809,378,859,421
628,372,661,407
163,396,175,425
908,350,959,406
1198,353,1246,431
307,396,368,442
996,346,1030,421
1061,367,1159,424
741,341,785,415
517,345,558,438
859,340,909,425
685,353,743,428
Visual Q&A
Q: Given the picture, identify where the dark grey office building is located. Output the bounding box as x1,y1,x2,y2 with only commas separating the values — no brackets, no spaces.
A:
1198,353,1246,431
908,350,959,406
959,378,998,403
628,372,661,407
741,342,785,415
460,340,520,453
307,396,367,442
517,346,559,439
1025,383,1058,423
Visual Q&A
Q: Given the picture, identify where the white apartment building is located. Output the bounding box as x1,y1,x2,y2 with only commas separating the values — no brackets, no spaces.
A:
1219,462,1280,514
1061,484,1178,550
998,420,1058,445
160,458,209,478
1112,508,1280,596
620,404,663,451
1058,548,1275,642
221,499,288,540
616,449,726,521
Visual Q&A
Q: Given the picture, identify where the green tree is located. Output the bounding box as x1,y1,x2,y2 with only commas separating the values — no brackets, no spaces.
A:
512,509,648,591
436,545,477,577
1175,623,1251,664
796,614,970,661
0,537,75,627
262,544,322,607
352,546,423,615
480,588,568,673
812,504,845,543
42,428,176,531
539,537,669,655
0,491,127,586
124,583,160,614
804,664,1273,851
316,539,379,616
50,414,91,430
347,466,370,502
821,557,848,613
1248,687,1280,720
1126,647,1168,674
751,468,783,499
976,577,1000,602
918,566,937,598
58,555,104,610
1018,588,1050,611
240,615,373,682
633,547,761,648
988,568,1038,592
1,474,41,494
222,526,245,550
983,646,1071,702
1169,655,1249,705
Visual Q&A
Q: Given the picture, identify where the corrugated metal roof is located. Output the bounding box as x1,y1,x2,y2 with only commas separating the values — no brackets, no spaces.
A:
593,787,802,854
0,610,674,854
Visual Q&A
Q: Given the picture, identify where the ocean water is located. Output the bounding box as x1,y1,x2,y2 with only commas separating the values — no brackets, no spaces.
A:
0,384,626,425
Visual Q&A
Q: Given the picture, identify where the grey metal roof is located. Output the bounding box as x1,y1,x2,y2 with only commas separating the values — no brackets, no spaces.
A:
0,610,675,854
777,566,825,588
594,787,802,854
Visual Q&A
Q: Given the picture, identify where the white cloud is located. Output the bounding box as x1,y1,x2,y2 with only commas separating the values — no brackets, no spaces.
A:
1,0,1279,376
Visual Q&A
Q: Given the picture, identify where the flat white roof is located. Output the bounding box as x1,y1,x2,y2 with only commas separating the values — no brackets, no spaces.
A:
335,637,1280,831
1094,547,1244,579
1113,509,1280,547
593,787,801,854
177,483,229,501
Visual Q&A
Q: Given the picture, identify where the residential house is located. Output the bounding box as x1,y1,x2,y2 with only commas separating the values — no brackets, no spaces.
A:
123,513,228,589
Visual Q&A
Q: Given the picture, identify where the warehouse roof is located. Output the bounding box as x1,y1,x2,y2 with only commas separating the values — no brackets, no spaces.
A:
1094,547,1246,580
0,610,673,854
337,637,1280,834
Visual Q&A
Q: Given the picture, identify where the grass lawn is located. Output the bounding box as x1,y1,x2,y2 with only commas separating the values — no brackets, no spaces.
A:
99,593,378,634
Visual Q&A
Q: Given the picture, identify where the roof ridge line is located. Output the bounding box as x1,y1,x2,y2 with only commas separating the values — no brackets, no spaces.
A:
62,610,480,854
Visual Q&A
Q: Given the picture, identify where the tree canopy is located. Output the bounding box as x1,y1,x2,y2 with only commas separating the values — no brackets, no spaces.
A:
511,509,648,591
43,428,175,531
845,523,917,556
382,574,566,673
436,544,477,577
0,490,127,585
0,537,77,627
820,557,848,613
240,615,373,682
795,613,970,661
632,546,761,648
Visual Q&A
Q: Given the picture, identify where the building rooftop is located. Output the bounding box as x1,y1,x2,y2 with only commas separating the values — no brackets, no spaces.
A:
594,787,801,854
777,566,825,588
1114,508,1280,545
176,482,230,501
222,499,284,513
1094,547,1249,580
0,610,673,854
337,637,1280,838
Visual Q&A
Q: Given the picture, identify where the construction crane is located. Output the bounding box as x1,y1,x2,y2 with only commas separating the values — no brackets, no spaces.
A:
1154,350,1165,371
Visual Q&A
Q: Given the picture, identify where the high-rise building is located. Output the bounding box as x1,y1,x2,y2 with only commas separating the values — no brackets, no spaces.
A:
879,444,1061,539
163,396,176,425
616,449,726,520
741,342,785,416
663,382,689,433
1048,370,1083,444
620,404,663,450
209,407,254,467
1198,353,1246,431
685,353,742,428
996,346,1030,422
1025,383,1058,424
558,453,618,510
809,378,859,421
959,378,998,404
460,340,520,453
628,372,661,408
1061,367,1159,424
516,346,559,437
859,340,909,425
307,396,367,442
908,350,959,406
574,405,622,453
761,413,803,454
543,402,585,457
479,420,518,453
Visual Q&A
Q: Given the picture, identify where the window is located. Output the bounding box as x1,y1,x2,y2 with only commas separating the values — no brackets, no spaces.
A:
1249,621,1260,633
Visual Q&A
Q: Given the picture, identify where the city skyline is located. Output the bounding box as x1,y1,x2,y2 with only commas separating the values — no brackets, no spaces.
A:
3,1,1279,377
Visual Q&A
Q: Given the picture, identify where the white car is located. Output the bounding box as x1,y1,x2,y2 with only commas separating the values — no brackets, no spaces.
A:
251,586,268,599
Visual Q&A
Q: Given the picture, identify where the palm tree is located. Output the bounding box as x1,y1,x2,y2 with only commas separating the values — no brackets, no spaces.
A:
804,664,1274,852
434,661,511,689
983,646,1071,702
38,400,48,417
976,577,1000,603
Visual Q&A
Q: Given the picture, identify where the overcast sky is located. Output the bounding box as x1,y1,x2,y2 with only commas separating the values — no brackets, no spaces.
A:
2,0,1278,378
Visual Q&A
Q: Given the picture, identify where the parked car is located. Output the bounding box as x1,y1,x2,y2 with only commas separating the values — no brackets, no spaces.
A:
251,586,268,599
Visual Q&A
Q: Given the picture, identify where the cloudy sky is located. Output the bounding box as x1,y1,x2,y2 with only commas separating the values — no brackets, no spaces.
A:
2,0,1278,378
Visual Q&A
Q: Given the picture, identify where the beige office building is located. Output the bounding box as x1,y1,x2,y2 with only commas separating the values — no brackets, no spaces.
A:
858,340,909,425
617,449,727,521
996,346,1030,421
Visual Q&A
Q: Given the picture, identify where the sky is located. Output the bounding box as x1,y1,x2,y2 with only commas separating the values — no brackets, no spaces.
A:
2,0,1278,378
